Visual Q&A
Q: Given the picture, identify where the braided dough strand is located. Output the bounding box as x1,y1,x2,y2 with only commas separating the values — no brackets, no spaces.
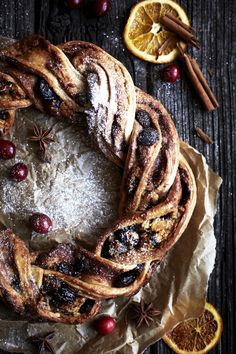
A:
0,35,197,324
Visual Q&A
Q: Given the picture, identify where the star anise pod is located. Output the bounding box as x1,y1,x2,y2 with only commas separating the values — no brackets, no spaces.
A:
28,331,55,354
129,298,161,328
29,124,55,151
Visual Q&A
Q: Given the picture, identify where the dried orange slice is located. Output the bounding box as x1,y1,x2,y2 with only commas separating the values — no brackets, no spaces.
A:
124,0,189,64
163,302,223,354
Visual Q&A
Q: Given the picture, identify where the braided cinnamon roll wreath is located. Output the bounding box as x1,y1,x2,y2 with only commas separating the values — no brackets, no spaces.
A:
0,35,196,324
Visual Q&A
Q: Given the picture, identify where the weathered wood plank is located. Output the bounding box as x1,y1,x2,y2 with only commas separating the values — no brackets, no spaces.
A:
0,0,35,38
0,0,235,353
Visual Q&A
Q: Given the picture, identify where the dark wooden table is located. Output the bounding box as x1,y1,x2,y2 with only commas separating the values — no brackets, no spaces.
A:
0,0,235,353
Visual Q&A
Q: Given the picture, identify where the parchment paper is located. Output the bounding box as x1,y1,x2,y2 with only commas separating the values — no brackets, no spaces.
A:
0,38,222,354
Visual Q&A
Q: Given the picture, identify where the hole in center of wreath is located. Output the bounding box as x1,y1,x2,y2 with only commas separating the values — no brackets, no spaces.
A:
0,108,121,249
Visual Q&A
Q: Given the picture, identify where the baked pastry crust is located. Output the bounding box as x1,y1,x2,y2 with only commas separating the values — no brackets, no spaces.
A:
60,40,136,166
0,71,31,110
120,88,180,214
0,109,15,136
0,35,197,324
0,71,31,135
0,155,195,322
0,35,85,119
0,230,101,324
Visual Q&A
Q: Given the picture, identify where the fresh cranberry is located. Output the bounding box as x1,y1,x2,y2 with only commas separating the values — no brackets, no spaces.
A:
92,0,110,17
164,64,180,83
10,163,28,182
65,0,84,8
95,315,116,335
0,140,16,160
30,213,52,234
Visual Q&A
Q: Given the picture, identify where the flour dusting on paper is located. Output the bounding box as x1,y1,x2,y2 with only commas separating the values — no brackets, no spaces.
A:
0,108,121,247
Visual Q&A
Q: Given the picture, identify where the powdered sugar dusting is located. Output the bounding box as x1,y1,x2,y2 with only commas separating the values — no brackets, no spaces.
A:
0,107,121,247
102,31,124,50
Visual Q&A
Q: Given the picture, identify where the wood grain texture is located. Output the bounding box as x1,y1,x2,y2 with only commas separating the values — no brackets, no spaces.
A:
0,0,235,353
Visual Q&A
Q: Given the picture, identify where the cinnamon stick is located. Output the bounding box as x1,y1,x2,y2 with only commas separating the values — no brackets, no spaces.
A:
177,44,219,112
195,127,214,144
164,13,197,34
160,14,200,49
189,57,219,109
156,36,175,59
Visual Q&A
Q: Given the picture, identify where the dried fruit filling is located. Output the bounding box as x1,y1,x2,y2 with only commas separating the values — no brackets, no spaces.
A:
73,255,89,275
0,80,17,97
56,262,73,275
43,277,77,308
135,110,159,147
38,79,57,100
79,299,96,314
57,285,76,303
114,264,144,288
74,92,89,107
40,254,88,277
37,78,62,111
115,225,140,249
104,225,140,258
135,110,151,128
137,127,159,146
126,175,139,196
11,275,21,292
102,216,174,260
0,110,8,120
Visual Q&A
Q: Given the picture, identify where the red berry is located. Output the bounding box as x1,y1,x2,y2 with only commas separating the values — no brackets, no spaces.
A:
10,163,28,182
164,64,180,83
0,140,16,160
65,0,84,8
30,213,52,234
95,315,116,335
93,0,110,17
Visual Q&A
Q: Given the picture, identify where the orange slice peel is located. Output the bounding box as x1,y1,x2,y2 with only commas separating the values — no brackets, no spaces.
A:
163,302,223,354
124,0,190,64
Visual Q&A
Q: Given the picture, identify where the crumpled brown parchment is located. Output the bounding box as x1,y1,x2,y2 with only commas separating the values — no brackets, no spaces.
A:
0,37,222,354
